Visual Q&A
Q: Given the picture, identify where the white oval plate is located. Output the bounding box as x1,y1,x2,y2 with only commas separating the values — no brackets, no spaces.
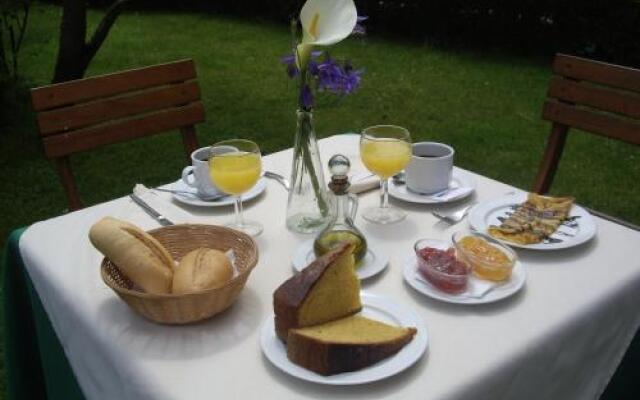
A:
292,240,389,280
403,254,526,305
260,292,428,385
169,178,267,207
388,169,475,204
468,192,597,250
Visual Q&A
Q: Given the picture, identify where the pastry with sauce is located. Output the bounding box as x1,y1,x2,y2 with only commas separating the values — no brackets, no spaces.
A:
488,193,574,245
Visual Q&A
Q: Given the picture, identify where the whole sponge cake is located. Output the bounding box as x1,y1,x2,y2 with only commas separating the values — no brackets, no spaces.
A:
273,242,361,342
287,315,417,376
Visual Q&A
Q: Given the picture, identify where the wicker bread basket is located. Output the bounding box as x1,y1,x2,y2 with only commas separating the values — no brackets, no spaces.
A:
101,224,258,324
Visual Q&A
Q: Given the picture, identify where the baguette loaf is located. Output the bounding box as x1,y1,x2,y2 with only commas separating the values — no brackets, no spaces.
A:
89,217,174,294
173,248,233,294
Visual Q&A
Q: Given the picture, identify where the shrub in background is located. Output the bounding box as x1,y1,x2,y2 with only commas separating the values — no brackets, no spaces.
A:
1,0,30,80
357,0,640,67
113,0,640,67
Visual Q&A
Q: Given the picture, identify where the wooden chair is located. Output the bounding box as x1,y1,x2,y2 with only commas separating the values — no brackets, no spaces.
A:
31,59,204,211
534,54,640,192
533,54,640,229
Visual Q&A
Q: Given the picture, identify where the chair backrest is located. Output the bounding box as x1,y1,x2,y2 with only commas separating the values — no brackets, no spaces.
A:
31,59,204,210
533,54,640,194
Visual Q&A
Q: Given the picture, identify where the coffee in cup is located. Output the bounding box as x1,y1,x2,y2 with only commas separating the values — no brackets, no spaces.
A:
405,142,454,194
181,146,235,198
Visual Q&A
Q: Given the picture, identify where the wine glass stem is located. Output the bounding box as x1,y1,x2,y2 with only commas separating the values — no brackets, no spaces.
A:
234,195,245,227
379,178,389,209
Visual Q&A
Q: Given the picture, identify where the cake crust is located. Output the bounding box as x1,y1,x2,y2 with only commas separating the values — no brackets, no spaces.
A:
286,325,417,375
273,242,360,342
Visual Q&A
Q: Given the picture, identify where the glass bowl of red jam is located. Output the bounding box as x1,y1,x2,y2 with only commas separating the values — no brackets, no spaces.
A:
452,232,517,282
414,239,471,294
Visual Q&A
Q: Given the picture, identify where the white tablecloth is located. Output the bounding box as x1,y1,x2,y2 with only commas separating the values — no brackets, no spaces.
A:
20,135,640,400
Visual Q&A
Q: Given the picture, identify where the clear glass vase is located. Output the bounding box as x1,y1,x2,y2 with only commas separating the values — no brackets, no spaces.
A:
286,110,331,233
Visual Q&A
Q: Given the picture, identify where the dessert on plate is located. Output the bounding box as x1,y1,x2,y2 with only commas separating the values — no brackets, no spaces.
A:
273,242,417,375
287,315,416,376
488,193,574,245
273,242,362,342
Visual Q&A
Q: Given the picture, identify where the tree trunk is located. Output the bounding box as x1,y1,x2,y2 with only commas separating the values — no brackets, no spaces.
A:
52,0,87,83
52,0,132,83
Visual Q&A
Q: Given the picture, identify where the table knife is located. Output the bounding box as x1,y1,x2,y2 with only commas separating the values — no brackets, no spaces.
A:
129,194,174,226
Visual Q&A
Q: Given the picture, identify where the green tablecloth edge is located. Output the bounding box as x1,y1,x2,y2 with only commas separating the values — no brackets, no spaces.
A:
3,228,85,400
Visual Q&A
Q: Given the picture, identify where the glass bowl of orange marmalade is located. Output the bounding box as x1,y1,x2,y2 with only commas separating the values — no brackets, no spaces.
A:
452,232,517,282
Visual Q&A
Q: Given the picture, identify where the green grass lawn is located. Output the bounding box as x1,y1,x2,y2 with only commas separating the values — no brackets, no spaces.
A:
0,2,638,397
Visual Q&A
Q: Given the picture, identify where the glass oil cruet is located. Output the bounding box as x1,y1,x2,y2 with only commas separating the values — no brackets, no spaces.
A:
313,154,368,266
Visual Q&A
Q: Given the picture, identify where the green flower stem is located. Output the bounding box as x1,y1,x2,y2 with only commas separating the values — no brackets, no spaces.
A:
294,105,329,217
288,18,328,221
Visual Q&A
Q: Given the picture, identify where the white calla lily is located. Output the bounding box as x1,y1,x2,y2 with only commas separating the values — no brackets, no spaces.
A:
296,0,358,69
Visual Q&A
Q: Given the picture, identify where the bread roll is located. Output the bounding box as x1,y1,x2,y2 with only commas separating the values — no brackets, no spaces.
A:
173,248,233,294
89,217,174,294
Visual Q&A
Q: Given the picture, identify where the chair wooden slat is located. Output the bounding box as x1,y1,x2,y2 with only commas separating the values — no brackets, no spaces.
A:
31,59,196,111
542,101,640,145
42,102,205,158
36,81,201,136
548,77,640,120
54,156,82,211
532,123,569,194
31,59,204,210
553,54,640,93
180,125,199,159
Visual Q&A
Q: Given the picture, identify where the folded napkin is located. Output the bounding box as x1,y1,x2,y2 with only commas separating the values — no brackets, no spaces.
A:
419,186,474,202
349,173,380,194
460,277,497,299
129,184,199,227
347,172,473,200
415,273,497,299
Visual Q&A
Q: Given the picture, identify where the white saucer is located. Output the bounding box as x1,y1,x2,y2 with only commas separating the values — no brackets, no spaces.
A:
260,292,428,385
468,192,597,250
169,178,267,207
388,169,475,204
292,239,389,280
403,254,526,305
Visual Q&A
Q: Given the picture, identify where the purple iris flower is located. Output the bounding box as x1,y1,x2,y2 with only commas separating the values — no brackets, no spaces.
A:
308,59,320,77
317,57,345,93
342,64,363,94
352,15,368,36
283,51,363,109
315,58,363,95
281,54,299,78
281,51,323,79
299,84,314,110
281,54,295,64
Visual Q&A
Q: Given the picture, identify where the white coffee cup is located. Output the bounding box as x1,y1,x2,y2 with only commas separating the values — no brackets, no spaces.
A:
181,146,235,197
405,142,454,194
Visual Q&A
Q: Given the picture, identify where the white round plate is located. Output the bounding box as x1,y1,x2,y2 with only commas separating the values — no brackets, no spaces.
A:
403,254,526,305
388,170,475,204
170,177,267,207
260,292,428,385
292,240,389,280
468,192,597,250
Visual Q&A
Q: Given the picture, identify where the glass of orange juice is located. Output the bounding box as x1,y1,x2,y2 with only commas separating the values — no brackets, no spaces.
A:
360,125,412,224
209,139,263,236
